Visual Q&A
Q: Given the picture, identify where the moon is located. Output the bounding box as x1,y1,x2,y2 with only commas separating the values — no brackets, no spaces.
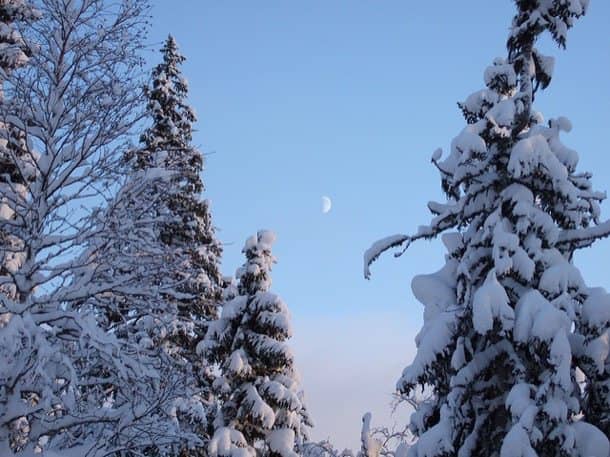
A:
321,196,332,214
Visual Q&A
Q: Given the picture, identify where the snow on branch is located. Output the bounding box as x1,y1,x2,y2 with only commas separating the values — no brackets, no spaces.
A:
556,219,610,250
363,234,410,279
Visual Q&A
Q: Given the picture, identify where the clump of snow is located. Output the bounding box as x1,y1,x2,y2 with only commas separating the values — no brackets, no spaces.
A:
484,59,517,94
208,427,255,457
268,428,298,457
514,290,570,343
500,425,536,457
472,269,513,334
582,288,610,331
508,135,567,181
407,418,452,457
573,421,609,457
364,234,410,279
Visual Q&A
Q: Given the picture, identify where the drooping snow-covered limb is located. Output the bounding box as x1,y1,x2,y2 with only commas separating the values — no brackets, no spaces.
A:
208,427,255,457
556,218,610,251
363,235,410,279
364,204,465,279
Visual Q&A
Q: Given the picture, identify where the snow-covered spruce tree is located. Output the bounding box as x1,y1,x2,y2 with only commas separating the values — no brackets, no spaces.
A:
129,34,223,327
202,231,312,457
365,1,610,456
0,0,42,453
125,34,224,454
578,288,610,440
0,0,39,302
0,0,37,80
0,0,189,455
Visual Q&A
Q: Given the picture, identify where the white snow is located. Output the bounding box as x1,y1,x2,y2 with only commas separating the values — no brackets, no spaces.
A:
364,234,410,279
500,425,536,457
472,269,513,334
582,288,610,330
514,290,570,343
208,427,255,457
268,428,298,457
573,421,610,457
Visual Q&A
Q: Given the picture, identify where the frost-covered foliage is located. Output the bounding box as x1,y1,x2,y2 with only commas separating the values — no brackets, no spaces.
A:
578,288,610,439
77,168,201,455
82,168,178,337
300,413,411,457
302,440,350,457
0,0,191,454
125,34,224,454
359,413,383,457
365,1,610,456
359,413,412,457
202,231,312,457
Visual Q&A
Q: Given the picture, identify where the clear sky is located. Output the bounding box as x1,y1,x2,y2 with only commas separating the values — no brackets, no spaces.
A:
149,1,610,451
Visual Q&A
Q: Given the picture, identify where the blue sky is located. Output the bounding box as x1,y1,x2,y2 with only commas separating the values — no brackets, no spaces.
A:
149,1,610,450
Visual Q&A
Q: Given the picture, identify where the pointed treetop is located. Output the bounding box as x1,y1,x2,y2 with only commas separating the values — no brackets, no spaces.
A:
509,0,588,52
160,33,185,69
506,0,588,129
128,33,202,179
236,230,277,296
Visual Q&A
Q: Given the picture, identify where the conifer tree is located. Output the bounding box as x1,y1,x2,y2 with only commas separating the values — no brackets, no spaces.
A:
365,1,610,456
578,288,610,439
0,1,39,452
0,0,37,78
203,231,312,457
125,35,224,453
0,0,38,302
129,33,223,348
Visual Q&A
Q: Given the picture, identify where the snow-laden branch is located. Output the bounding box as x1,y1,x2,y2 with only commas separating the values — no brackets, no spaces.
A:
556,219,610,250
0,1,197,455
363,234,410,279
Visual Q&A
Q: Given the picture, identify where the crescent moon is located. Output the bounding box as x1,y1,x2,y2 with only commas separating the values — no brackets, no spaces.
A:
322,196,332,214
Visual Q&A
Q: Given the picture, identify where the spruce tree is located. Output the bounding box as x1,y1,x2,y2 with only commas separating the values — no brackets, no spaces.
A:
203,231,312,457
0,0,38,302
365,1,610,456
126,34,224,453
130,33,223,341
0,1,38,451
0,0,37,78
578,288,610,440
